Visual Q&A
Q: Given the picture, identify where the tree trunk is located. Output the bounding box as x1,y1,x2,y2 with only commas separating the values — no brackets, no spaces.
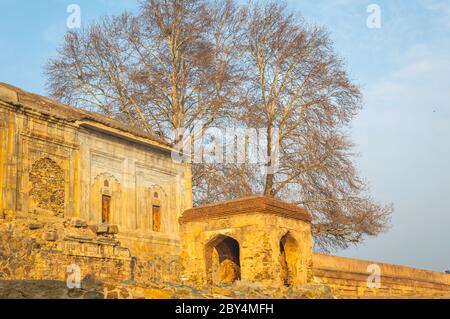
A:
264,124,274,196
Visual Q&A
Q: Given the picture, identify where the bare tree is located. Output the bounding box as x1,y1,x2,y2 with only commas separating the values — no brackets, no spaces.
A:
194,1,392,250
45,0,392,252
46,0,243,141
237,2,391,250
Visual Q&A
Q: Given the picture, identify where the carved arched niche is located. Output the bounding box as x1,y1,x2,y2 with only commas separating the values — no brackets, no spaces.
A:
91,173,122,224
29,157,65,215
143,185,167,233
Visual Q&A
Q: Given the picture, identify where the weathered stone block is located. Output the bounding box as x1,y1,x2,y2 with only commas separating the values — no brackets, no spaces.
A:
66,218,88,228
29,223,43,230
83,243,100,255
219,260,241,285
43,231,58,241
64,241,82,255
0,86,18,103
101,245,115,257
33,208,57,217
107,225,119,234
114,247,131,259
65,235,94,243
90,224,108,234
97,237,120,246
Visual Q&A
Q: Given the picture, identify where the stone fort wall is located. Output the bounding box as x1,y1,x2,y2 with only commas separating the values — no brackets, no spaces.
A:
312,254,450,298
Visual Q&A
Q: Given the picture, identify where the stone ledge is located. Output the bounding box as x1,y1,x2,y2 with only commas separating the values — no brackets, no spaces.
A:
62,240,131,260
0,82,170,149
0,86,18,104
180,196,311,224
313,268,450,291
313,254,450,286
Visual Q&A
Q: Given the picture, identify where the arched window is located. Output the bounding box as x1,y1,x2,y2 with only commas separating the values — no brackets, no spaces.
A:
154,192,159,199
104,180,109,187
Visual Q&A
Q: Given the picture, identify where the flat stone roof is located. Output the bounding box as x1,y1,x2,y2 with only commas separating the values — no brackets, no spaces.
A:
0,82,170,149
180,196,312,224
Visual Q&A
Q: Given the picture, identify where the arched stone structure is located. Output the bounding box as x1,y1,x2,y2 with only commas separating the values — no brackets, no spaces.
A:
179,196,313,287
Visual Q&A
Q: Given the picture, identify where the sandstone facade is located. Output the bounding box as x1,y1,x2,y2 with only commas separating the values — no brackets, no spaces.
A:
0,83,192,261
179,197,313,288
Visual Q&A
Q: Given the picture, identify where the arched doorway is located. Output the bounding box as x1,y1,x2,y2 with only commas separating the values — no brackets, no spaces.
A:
279,232,299,286
205,235,241,285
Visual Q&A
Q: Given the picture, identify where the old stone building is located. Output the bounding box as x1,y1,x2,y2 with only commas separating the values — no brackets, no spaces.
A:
179,197,313,287
1,82,450,299
0,82,192,259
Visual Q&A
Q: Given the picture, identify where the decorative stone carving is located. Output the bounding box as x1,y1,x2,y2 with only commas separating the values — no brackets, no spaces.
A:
29,158,65,216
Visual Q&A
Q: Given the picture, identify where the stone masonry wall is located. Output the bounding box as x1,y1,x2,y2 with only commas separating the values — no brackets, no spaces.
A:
312,254,450,298
0,210,131,284
29,157,66,216
180,197,313,288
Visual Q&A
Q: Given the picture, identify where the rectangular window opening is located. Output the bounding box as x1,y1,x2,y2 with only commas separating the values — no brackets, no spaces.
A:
102,195,111,224
152,205,161,232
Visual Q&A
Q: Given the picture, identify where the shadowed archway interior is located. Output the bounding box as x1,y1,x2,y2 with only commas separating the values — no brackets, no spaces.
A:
205,235,241,285
279,232,299,286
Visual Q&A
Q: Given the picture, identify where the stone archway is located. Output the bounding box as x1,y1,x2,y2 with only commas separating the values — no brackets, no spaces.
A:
29,157,65,215
279,232,299,286
205,235,241,285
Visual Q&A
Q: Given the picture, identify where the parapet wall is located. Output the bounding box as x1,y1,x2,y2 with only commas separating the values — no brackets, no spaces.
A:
312,254,450,298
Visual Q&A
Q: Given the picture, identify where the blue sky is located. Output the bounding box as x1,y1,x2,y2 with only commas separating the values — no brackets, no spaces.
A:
1,0,449,272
